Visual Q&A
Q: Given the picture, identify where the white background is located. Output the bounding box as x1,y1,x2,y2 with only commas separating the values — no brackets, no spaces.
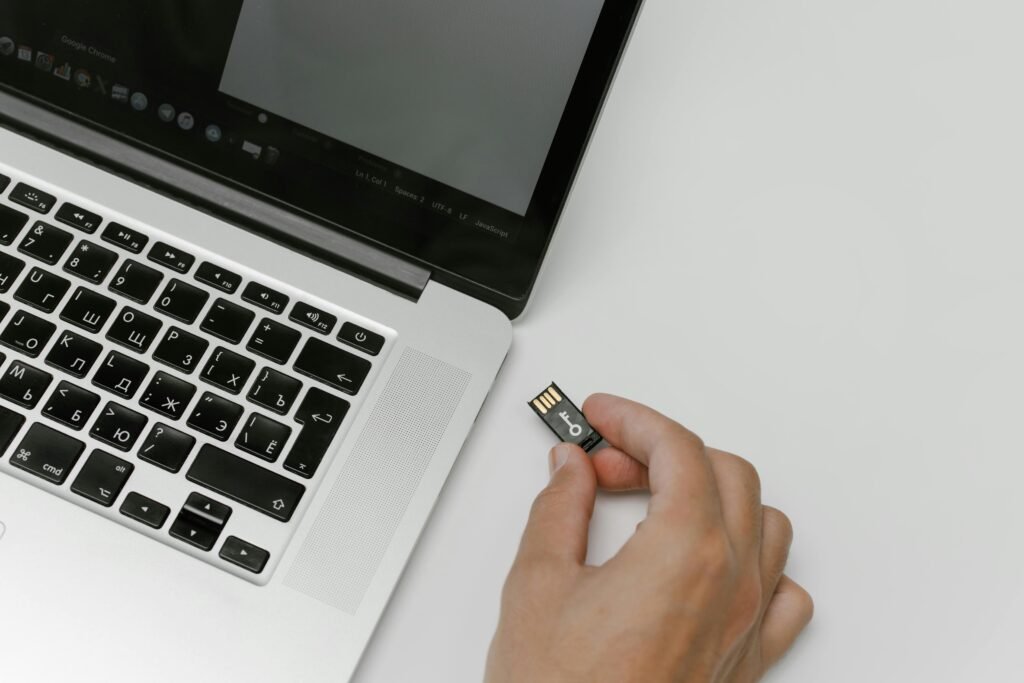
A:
359,0,1024,681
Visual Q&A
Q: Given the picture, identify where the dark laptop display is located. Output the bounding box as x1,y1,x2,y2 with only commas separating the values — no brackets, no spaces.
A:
0,1,642,316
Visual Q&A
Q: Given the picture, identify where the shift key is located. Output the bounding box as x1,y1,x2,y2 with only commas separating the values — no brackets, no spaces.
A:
187,444,305,522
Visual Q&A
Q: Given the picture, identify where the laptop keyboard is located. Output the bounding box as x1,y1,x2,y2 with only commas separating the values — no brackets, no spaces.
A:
0,169,392,582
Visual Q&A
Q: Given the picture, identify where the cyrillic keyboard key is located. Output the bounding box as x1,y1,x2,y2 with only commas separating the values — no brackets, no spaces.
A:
60,287,117,334
55,203,102,233
200,347,255,395
247,367,302,415
109,259,163,304
71,450,134,507
247,318,300,364
0,404,26,455
0,251,26,292
101,222,148,253
106,306,162,353
187,444,305,522
195,261,242,294
139,371,196,420
290,301,336,335
338,322,385,356
242,282,288,315
42,381,100,431
200,298,254,344
0,204,29,245
18,221,73,265
63,240,118,284
0,310,56,358
14,267,70,313
186,392,243,441
9,183,56,214
220,536,270,574
138,423,195,473
293,338,371,395
93,351,149,399
90,402,148,452
283,388,350,479
153,327,208,374
0,361,52,409
236,413,292,462
45,330,102,378
148,242,195,273
9,423,83,485
120,492,170,529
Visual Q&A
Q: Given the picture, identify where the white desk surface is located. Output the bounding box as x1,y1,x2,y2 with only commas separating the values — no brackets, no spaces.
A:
359,1,1023,681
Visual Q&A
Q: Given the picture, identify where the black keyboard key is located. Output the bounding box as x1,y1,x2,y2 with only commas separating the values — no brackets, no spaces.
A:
45,330,102,378
290,301,336,335
153,327,209,374
338,322,386,356
63,240,118,284
120,492,171,529
154,278,209,324
220,536,270,574
147,242,195,273
139,371,196,420
170,492,232,551
0,404,26,454
247,367,303,415
90,402,148,451
14,267,71,313
55,203,102,233
0,251,26,293
0,204,29,245
200,347,255,395
42,381,100,431
9,183,56,214
9,423,83,485
109,259,163,304
293,338,371,395
60,287,117,333
188,444,305,522
71,450,134,507
139,423,196,473
247,318,300,365
18,221,74,265
0,302,8,325
93,350,150,399
242,282,289,315
106,306,162,353
236,413,292,462
200,298,254,344
195,261,242,294
0,174,7,193
0,311,56,358
0,361,52,409
187,392,243,441
101,222,148,253
284,388,350,479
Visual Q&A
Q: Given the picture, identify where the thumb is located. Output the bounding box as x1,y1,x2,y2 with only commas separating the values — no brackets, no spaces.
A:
515,443,597,567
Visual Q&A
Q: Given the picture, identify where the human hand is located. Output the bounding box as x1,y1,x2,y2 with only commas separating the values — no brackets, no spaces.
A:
485,394,813,683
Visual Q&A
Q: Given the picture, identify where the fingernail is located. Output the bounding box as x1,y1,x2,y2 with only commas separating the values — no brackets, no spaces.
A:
549,444,572,475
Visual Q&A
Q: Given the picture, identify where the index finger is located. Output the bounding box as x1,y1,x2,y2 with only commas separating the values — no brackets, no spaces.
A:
582,393,719,519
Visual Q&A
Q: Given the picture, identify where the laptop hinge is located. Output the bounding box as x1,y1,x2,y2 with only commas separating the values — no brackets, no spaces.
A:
0,89,432,300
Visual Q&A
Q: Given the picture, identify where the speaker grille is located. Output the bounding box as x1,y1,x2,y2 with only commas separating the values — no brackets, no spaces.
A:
284,348,471,613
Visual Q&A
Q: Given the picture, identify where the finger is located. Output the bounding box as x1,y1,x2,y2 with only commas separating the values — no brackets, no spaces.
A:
758,506,794,616
591,446,649,491
582,393,719,519
514,443,597,568
706,449,762,546
760,576,814,668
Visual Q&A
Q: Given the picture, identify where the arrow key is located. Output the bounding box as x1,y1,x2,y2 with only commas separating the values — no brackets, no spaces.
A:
220,536,270,574
170,492,231,550
120,492,171,529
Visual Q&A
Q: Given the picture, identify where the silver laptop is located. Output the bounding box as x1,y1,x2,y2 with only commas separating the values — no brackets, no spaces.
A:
0,2,640,681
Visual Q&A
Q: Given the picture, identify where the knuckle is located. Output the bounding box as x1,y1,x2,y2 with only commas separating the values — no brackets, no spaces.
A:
764,506,794,542
695,529,735,580
794,582,815,621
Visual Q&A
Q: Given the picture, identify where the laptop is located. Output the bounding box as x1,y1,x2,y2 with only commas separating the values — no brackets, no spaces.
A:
0,1,641,680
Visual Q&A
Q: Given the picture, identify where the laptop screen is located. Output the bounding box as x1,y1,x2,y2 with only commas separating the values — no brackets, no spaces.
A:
0,1,641,314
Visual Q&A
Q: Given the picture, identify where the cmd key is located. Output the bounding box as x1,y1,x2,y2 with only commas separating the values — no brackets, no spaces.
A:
293,338,370,395
9,423,84,485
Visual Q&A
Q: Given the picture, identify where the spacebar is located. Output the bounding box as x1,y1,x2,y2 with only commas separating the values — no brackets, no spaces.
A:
187,445,306,523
